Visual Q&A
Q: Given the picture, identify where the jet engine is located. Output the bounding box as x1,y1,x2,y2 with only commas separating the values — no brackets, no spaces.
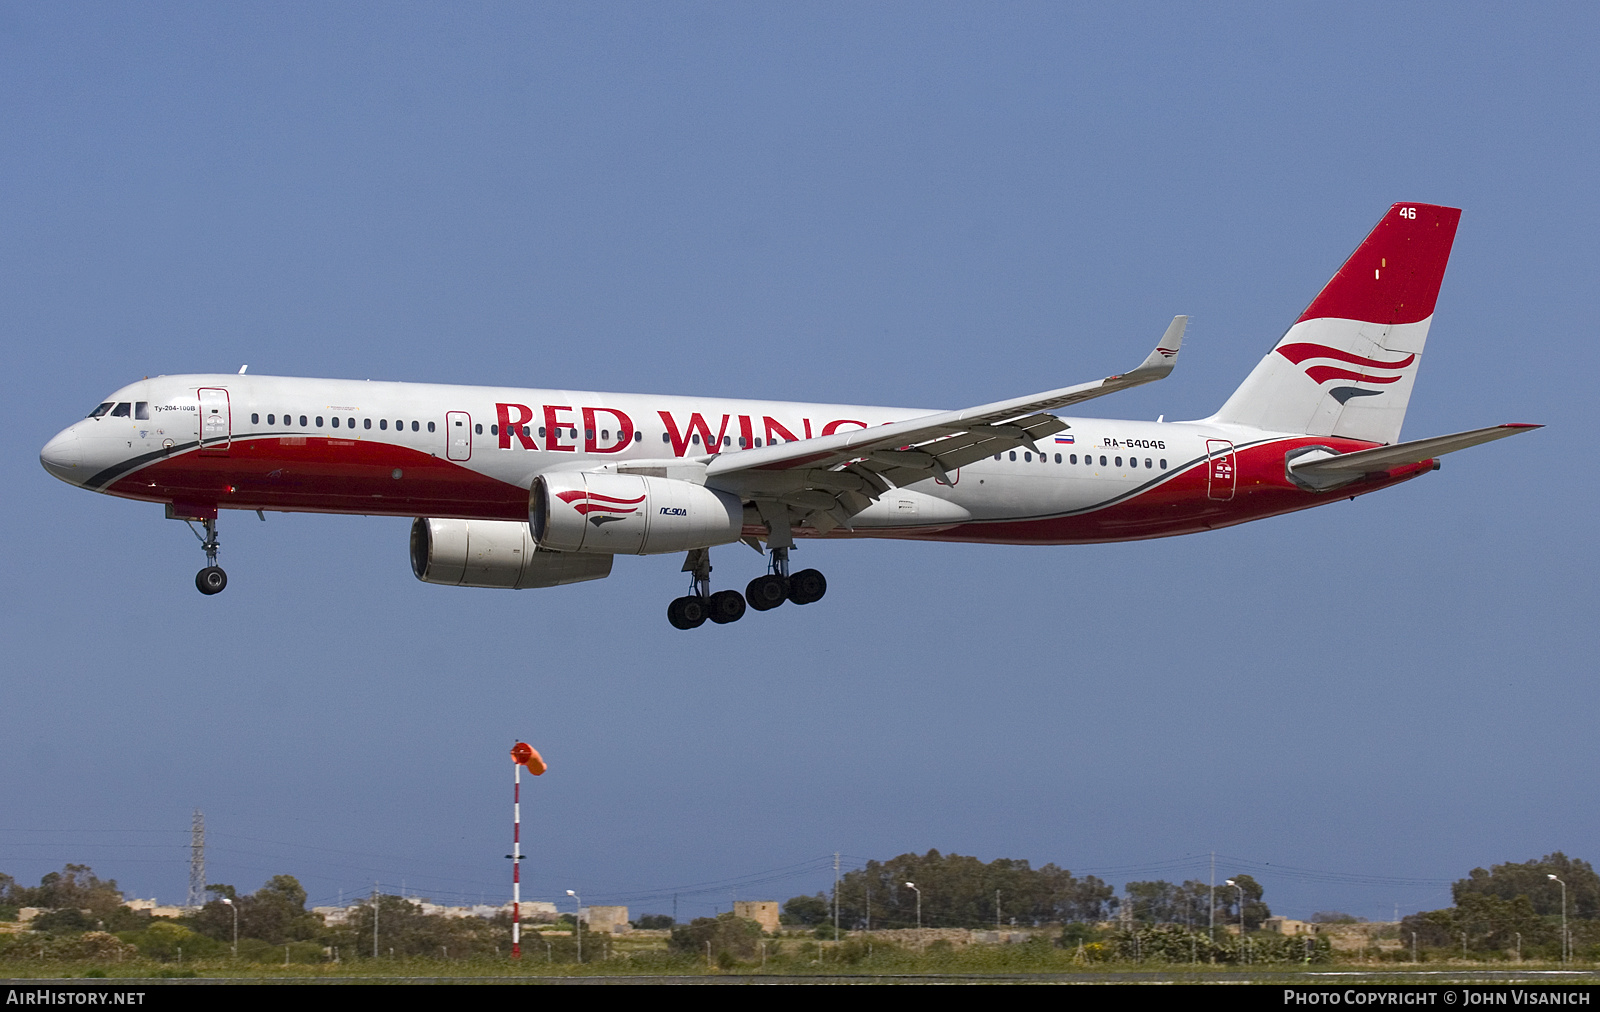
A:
410,518,612,589
531,471,744,555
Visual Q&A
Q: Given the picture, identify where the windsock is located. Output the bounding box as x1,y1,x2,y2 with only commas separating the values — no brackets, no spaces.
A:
510,741,547,776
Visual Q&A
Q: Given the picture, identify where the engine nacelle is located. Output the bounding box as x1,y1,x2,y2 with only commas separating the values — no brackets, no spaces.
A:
410,518,613,589
531,472,744,555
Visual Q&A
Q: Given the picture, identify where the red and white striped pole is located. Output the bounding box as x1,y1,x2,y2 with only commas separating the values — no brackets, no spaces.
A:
508,742,546,961
512,756,522,958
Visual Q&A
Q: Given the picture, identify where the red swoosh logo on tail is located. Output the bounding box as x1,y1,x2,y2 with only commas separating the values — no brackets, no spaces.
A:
1276,343,1415,371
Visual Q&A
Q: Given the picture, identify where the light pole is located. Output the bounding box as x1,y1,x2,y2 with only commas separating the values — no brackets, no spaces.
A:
905,882,921,930
220,897,237,957
1548,874,1567,965
1226,880,1246,963
567,889,583,963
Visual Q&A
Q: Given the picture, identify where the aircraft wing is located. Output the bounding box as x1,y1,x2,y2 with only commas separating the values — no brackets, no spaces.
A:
702,317,1186,532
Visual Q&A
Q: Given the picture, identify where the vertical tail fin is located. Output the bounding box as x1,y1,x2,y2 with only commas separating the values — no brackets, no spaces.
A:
1211,203,1462,444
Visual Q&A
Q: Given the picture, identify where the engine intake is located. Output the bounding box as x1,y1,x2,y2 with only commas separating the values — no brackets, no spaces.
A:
410,518,612,589
531,472,744,555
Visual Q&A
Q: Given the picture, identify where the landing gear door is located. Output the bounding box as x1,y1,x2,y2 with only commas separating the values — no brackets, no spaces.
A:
1206,439,1236,501
198,387,231,456
446,411,472,462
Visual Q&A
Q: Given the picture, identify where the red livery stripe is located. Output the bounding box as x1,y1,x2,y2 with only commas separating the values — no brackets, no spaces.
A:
1303,365,1404,386
1275,343,1415,371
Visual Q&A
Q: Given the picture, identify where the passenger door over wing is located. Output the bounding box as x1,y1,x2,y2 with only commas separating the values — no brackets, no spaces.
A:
446,411,472,461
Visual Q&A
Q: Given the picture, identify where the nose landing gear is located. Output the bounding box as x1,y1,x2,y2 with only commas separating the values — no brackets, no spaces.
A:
187,517,227,596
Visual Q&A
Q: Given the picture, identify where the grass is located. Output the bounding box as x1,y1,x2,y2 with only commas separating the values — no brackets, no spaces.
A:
3,946,1598,982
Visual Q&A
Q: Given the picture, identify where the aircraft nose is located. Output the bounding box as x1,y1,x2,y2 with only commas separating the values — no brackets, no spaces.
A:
40,427,83,484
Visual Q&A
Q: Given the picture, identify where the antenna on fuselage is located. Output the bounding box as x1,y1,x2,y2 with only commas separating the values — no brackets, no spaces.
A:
238,365,248,374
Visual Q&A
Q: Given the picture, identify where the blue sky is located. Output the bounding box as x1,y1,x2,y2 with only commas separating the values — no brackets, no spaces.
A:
2,3,1595,923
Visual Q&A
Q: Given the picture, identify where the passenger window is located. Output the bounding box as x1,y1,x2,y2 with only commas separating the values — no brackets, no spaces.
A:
381,419,388,430
316,416,324,427
585,429,594,440
1070,454,1077,464
994,454,1001,460
1145,458,1152,468
475,423,482,434
601,429,610,440
1008,451,1016,461
111,403,131,417
1099,455,1107,466
1024,452,1032,462
331,417,340,428
1054,453,1061,463
1115,456,1122,466
634,431,643,442
754,438,762,447
348,418,355,428
427,421,435,432
723,436,731,447
267,414,275,425
1160,459,1167,469
537,426,545,438
523,425,531,437
1129,457,1136,468
488,424,495,435
135,402,149,420
366,418,373,430
251,413,259,424
411,421,419,432
299,415,307,426
692,434,701,445
662,433,670,443
89,403,114,418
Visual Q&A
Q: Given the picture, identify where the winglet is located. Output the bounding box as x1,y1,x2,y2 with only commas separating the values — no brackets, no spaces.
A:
1124,316,1185,380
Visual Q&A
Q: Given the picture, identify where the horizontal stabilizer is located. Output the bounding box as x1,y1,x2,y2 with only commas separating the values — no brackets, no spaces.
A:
1289,423,1541,489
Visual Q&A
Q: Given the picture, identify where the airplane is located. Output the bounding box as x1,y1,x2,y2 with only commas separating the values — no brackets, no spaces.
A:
40,202,1538,628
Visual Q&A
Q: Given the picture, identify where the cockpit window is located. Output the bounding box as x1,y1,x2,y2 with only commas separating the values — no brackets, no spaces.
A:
88,403,113,418
135,402,149,420
110,403,131,417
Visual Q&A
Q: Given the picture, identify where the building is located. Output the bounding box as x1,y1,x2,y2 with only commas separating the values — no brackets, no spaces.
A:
124,898,187,919
733,901,780,934
583,905,630,934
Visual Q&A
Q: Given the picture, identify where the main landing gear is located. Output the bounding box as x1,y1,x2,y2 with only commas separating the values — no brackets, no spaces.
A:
666,546,826,629
187,517,227,595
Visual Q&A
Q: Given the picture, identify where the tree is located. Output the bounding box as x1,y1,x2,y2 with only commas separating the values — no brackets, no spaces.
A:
782,893,829,926
824,850,1118,929
1219,874,1270,931
13,864,124,918
669,913,764,963
1453,853,1600,920
1126,881,1182,924
191,874,319,945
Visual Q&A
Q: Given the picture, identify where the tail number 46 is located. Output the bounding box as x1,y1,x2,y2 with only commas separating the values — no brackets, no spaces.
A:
1399,206,1417,219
